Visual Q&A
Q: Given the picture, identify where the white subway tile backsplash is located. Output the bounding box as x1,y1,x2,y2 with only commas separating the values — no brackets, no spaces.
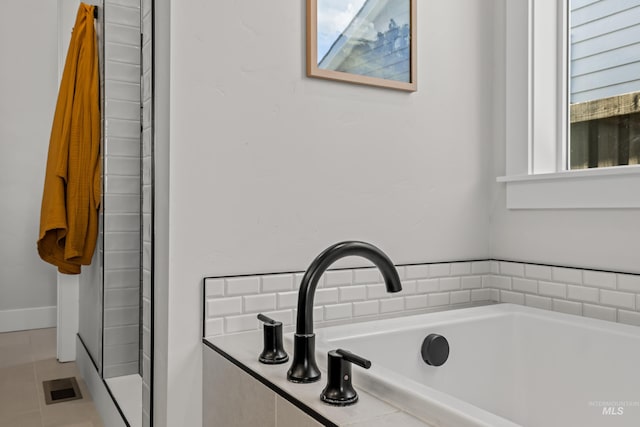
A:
205,319,224,337
600,290,635,309
471,261,491,275
294,273,305,288
277,292,298,310
552,299,582,316
105,269,139,289
226,277,260,295
583,304,617,322
524,265,552,281
500,262,525,277
244,294,276,313
490,261,500,274
367,283,393,299
105,4,141,27
538,282,566,298
450,262,472,276
416,279,439,293
104,250,139,270
325,270,352,287
104,325,139,346
104,307,139,327
400,280,417,294
439,277,461,291
484,275,511,290
618,310,640,327
105,175,140,195
512,278,537,294
105,99,140,121
428,293,450,307
471,289,491,301
105,80,140,103
429,264,450,277
208,297,243,317
202,262,640,344
461,276,482,289
103,344,138,365
324,304,353,321
105,288,139,309
106,117,141,139
380,297,405,313
450,290,471,305
353,300,379,317
353,268,380,284
104,213,139,232
617,274,640,292
525,295,552,310
315,288,339,305
226,314,259,333
583,270,616,289
551,267,583,284
105,137,140,157
500,290,524,305
567,285,599,303
205,279,225,298
405,295,428,310
339,285,367,302
262,274,294,292
105,23,141,45
104,232,140,251
405,265,429,279
105,42,140,65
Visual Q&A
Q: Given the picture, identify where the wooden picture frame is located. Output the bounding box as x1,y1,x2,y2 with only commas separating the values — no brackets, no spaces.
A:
306,0,417,92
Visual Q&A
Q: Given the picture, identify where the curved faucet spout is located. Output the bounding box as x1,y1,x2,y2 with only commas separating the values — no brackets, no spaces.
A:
296,241,402,335
287,241,402,383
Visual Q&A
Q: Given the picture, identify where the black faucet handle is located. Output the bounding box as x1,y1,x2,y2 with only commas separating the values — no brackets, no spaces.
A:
257,313,280,325
257,314,288,365
320,349,371,406
335,349,371,369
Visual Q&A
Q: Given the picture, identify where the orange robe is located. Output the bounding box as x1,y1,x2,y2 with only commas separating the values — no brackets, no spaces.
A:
38,3,100,274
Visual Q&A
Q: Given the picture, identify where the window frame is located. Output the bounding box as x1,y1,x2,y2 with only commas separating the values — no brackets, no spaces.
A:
499,0,640,209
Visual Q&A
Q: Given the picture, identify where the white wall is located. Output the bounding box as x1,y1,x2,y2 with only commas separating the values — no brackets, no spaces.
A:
490,0,640,274
157,0,497,425
0,0,58,329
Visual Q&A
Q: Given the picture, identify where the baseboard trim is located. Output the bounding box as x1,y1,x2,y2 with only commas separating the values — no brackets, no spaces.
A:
0,306,56,333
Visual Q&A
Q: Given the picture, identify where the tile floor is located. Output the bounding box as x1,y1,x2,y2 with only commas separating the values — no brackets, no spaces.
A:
0,328,104,427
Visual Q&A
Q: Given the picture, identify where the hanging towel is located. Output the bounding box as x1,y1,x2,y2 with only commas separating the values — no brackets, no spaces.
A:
38,3,100,275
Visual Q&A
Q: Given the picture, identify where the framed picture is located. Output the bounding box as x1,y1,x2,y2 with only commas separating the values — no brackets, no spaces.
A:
306,0,417,92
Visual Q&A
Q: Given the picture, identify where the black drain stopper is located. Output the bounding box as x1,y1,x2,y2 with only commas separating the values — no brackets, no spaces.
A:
421,334,449,366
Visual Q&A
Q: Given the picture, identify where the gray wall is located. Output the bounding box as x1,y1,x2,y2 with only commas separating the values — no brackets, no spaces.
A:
0,0,60,331
154,0,497,425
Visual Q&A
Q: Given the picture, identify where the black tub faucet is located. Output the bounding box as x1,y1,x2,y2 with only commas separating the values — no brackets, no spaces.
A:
286,241,402,383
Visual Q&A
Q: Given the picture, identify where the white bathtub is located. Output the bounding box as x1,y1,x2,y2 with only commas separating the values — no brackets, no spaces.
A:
313,304,640,427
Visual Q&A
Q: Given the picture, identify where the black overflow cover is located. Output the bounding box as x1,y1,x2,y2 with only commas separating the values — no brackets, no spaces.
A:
421,334,449,366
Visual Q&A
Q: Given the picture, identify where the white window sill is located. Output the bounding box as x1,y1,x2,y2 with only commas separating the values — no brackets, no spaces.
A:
497,165,640,209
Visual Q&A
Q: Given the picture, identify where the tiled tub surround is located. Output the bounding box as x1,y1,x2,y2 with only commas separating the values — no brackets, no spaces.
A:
203,261,640,338
204,330,431,427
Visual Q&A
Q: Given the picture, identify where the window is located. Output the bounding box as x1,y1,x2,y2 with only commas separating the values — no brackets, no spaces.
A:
499,0,640,209
569,0,640,170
